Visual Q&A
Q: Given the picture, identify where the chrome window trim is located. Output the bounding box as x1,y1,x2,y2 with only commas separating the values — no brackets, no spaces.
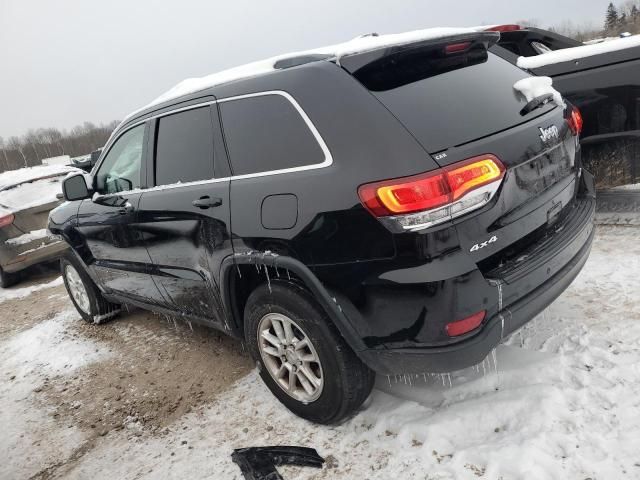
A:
95,90,333,197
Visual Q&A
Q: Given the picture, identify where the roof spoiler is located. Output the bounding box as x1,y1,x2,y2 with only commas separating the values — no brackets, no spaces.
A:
338,31,500,73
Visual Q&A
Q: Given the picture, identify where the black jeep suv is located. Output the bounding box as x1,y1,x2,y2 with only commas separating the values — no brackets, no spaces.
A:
50,30,595,424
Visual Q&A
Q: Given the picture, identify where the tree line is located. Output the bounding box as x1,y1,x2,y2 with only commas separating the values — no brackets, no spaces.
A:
0,120,118,173
604,1,640,34
549,1,640,41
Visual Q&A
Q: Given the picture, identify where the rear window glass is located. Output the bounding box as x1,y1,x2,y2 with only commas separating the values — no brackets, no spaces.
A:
358,50,555,153
220,94,324,176
155,107,215,185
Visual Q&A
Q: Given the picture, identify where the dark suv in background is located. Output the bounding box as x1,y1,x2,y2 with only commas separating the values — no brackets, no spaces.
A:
50,30,595,424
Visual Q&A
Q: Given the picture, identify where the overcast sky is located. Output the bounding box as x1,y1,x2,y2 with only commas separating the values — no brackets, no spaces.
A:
0,0,609,138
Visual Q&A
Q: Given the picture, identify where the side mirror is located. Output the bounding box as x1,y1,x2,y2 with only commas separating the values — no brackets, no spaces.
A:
62,173,91,201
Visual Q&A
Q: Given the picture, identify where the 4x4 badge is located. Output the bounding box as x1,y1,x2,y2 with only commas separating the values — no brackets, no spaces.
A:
539,125,559,142
470,235,498,252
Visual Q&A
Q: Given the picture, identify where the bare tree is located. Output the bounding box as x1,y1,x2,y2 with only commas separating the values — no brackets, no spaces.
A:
7,137,27,167
0,137,8,170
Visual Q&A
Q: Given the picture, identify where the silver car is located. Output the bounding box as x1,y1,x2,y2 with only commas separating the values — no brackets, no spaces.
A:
0,165,80,287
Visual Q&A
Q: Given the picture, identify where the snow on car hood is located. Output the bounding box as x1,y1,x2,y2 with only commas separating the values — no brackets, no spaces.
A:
0,174,67,212
0,165,78,191
517,34,640,69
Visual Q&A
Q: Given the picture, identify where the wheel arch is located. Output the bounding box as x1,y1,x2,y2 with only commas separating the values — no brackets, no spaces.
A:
219,253,367,353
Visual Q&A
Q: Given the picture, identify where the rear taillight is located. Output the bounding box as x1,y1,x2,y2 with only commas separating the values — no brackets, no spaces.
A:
446,310,486,337
0,212,14,228
358,155,505,231
566,106,583,136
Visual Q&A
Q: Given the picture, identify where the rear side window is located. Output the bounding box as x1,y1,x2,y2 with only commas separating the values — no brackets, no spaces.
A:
220,94,324,176
155,107,214,185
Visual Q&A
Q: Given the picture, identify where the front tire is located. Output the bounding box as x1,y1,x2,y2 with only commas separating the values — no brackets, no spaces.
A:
245,281,375,424
61,255,120,324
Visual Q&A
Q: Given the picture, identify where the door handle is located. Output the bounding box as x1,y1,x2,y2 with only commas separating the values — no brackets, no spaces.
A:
192,196,222,209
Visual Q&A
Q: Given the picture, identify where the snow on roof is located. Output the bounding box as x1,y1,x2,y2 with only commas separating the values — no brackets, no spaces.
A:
517,34,640,69
122,27,476,124
0,165,78,191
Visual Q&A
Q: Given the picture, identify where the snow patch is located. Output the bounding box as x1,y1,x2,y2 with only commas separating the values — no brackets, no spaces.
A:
5,228,50,246
612,182,640,191
513,76,565,109
0,276,63,303
0,174,66,211
517,34,640,69
0,308,111,479
0,164,78,191
41,155,71,167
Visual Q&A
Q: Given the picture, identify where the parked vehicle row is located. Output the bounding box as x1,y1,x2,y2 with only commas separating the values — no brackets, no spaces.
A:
0,165,79,287
487,24,640,189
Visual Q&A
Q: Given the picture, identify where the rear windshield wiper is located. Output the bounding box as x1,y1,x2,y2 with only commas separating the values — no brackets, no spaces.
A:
520,93,554,116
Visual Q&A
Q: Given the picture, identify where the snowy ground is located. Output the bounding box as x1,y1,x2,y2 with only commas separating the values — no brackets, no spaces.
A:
1,226,639,480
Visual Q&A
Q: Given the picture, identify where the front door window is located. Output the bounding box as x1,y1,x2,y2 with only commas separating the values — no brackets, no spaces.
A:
95,125,145,194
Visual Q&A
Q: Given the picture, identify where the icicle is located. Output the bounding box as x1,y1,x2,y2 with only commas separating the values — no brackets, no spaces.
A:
287,269,291,281
497,282,503,310
408,375,413,387
440,374,445,387
423,373,427,383
482,358,487,377
265,265,272,293
446,373,452,388
236,262,242,278
491,349,498,374
387,375,392,388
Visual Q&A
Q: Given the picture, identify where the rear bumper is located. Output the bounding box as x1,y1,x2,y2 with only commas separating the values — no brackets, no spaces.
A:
1,240,68,273
359,194,595,374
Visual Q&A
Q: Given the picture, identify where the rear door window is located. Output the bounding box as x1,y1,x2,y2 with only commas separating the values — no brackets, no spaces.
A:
154,107,215,185
355,49,555,153
219,94,324,176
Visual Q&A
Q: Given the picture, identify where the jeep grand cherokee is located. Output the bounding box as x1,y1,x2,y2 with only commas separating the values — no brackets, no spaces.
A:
49,29,595,424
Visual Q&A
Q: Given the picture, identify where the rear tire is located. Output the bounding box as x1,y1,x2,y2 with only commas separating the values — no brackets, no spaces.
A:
244,281,375,424
0,267,20,288
61,255,120,324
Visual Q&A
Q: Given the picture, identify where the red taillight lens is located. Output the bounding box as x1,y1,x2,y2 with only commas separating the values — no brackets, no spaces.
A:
446,157,505,201
485,24,522,32
445,42,472,54
358,155,505,217
567,106,583,136
446,310,485,337
0,213,14,228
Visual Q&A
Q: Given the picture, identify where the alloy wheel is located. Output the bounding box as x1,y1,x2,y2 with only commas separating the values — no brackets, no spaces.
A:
257,312,324,403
